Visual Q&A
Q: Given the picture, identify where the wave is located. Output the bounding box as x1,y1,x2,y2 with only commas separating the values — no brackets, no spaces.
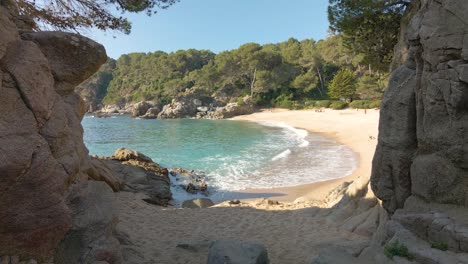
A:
255,121,310,148
271,149,292,161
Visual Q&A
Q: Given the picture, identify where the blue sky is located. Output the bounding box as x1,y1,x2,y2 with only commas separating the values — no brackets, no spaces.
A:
89,0,330,59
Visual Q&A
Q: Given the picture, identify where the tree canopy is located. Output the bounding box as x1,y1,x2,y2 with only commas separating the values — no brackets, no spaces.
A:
91,35,387,108
11,0,178,33
328,68,356,100
328,0,409,71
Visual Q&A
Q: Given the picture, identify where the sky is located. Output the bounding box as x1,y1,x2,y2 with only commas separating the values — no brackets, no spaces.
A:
89,0,330,59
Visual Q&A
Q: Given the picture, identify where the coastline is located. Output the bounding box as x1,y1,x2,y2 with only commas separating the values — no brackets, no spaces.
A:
231,108,380,203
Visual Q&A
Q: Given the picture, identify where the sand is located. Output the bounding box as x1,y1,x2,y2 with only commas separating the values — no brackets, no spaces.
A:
116,108,380,264
232,108,380,202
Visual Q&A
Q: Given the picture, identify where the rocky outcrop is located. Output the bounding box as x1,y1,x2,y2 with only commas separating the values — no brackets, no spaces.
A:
357,0,468,263
200,101,255,119
371,0,468,213
94,148,172,206
158,88,216,118
76,59,116,113
0,3,123,262
131,101,160,118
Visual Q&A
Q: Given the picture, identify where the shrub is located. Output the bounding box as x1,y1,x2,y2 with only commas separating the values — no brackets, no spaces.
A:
369,100,382,109
315,100,331,108
236,97,246,106
330,101,348,110
277,99,293,109
431,242,448,251
349,100,371,109
384,241,413,260
273,94,294,109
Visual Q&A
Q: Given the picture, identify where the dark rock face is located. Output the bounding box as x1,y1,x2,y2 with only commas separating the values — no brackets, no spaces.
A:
54,181,122,264
371,0,468,213
0,4,122,262
76,59,116,113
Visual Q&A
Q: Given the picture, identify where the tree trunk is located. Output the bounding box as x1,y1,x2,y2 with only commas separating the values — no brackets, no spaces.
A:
250,68,257,97
316,67,324,97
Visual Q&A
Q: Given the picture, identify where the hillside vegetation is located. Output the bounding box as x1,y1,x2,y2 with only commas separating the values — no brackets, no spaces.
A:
83,35,387,110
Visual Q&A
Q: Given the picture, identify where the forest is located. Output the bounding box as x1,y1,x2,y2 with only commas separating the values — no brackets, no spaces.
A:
78,0,409,110
95,34,388,110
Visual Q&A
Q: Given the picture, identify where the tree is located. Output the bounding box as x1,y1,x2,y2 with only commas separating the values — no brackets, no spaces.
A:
356,73,387,100
328,0,409,71
11,0,178,33
291,71,318,93
328,68,356,99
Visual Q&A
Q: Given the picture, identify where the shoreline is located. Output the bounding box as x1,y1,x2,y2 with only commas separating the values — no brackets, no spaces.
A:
231,108,379,203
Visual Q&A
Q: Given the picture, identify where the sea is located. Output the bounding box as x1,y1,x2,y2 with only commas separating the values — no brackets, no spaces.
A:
82,115,357,203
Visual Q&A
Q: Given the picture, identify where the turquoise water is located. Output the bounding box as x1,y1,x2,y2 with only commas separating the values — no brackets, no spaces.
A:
82,115,357,200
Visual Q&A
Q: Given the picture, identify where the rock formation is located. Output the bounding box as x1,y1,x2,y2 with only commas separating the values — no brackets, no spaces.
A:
0,3,123,263
76,59,116,113
364,0,468,263
157,88,216,118
372,0,468,214
94,148,172,206
313,1,468,262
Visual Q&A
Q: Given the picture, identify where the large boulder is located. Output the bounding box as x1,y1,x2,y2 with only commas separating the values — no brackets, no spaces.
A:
96,148,172,206
22,31,107,95
141,107,160,119
113,147,153,163
207,240,269,264
204,102,255,120
131,101,158,117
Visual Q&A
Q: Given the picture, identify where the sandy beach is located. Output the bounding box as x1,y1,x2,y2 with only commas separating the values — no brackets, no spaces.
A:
232,108,380,202
116,108,381,264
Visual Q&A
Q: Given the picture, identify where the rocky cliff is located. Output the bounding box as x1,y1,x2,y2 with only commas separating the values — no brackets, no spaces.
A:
76,59,116,113
371,0,468,214
369,0,468,262
0,3,123,263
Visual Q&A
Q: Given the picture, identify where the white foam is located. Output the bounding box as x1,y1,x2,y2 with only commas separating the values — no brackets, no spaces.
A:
255,121,310,148
271,149,291,161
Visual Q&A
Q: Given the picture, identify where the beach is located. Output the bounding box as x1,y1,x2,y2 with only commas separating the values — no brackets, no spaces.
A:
116,108,381,264
232,108,380,202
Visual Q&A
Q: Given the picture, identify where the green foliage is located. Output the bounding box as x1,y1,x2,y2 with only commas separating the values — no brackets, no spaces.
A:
328,69,356,99
356,73,386,100
236,97,246,106
98,35,389,108
384,241,413,260
349,100,371,109
16,0,178,34
369,100,382,109
330,100,348,110
315,100,331,108
273,94,294,109
431,242,448,251
328,0,409,71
